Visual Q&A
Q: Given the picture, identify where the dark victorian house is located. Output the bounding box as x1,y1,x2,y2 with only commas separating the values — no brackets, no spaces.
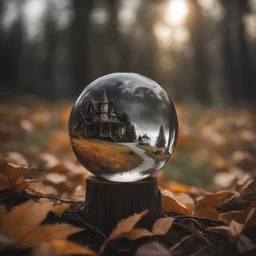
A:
78,91,126,142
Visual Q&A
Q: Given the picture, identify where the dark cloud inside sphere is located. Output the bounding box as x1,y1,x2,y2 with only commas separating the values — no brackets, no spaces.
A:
69,73,176,143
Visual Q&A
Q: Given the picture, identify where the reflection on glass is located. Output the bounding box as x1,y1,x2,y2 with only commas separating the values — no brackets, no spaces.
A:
69,73,178,182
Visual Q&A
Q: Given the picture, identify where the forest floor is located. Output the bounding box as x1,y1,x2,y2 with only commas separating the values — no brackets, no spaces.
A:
0,96,256,255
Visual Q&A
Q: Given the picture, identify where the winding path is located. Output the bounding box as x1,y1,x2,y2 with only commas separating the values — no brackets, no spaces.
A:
103,142,164,182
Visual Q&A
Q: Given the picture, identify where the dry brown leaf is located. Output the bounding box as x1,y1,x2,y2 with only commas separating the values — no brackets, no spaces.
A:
108,210,148,240
125,228,152,241
26,182,58,197
207,225,230,236
237,234,256,253
135,242,169,256
244,207,256,230
0,154,36,191
47,240,96,256
1,199,53,240
52,204,69,218
152,217,175,235
194,208,219,220
18,224,83,248
100,210,148,252
219,211,247,225
240,179,256,202
196,190,239,209
174,193,195,213
161,189,190,215
46,164,70,174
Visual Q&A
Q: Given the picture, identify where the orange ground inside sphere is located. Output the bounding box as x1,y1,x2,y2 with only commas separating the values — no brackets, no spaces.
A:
71,138,142,175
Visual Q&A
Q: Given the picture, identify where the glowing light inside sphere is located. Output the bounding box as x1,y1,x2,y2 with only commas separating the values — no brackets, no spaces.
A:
69,73,178,182
165,0,188,26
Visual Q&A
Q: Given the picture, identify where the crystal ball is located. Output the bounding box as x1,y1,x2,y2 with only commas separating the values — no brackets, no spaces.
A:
69,73,178,182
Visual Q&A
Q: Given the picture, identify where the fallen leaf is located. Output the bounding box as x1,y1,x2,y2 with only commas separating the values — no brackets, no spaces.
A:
174,193,195,213
161,189,190,215
240,179,256,203
47,240,96,256
0,154,36,191
26,182,58,197
1,199,53,240
18,224,83,248
135,242,169,256
219,211,247,225
125,228,152,241
194,208,219,220
152,217,175,235
100,210,148,252
52,204,69,218
237,234,256,253
196,190,239,209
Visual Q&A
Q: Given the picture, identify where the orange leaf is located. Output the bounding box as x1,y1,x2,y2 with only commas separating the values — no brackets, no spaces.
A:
0,154,38,191
196,190,239,209
52,204,69,218
18,224,83,248
1,199,53,240
194,208,219,220
101,210,148,252
47,240,96,256
174,193,195,213
161,189,190,215
152,217,175,235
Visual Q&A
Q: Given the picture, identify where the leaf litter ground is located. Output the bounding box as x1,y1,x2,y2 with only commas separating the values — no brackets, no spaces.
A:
0,99,256,255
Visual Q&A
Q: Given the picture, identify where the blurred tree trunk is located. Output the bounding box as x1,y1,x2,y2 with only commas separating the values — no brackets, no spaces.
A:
71,0,94,91
186,0,210,105
219,0,254,102
133,0,158,80
1,0,24,91
42,2,57,97
105,0,131,72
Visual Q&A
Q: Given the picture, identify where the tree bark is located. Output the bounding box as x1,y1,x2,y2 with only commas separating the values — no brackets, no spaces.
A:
84,176,164,235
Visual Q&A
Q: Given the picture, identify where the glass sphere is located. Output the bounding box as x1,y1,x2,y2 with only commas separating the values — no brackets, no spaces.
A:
68,73,178,182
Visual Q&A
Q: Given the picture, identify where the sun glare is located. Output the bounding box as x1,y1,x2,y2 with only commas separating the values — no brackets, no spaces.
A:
165,0,188,26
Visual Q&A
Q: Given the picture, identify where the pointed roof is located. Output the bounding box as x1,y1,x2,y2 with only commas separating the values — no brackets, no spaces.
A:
101,90,108,103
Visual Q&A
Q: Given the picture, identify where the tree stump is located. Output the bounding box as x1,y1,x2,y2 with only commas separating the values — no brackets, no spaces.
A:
84,176,164,235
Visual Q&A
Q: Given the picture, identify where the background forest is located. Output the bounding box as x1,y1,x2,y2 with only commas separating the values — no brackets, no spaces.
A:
0,0,256,190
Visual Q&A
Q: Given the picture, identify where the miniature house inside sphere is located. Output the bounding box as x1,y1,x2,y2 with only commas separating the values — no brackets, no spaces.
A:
69,73,178,182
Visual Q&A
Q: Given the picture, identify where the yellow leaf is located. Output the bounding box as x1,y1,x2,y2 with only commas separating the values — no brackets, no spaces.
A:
52,204,69,218
48,240,96,256
152,217,175,235
161,189,190,215
1,199,53,240
18,224,83,248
